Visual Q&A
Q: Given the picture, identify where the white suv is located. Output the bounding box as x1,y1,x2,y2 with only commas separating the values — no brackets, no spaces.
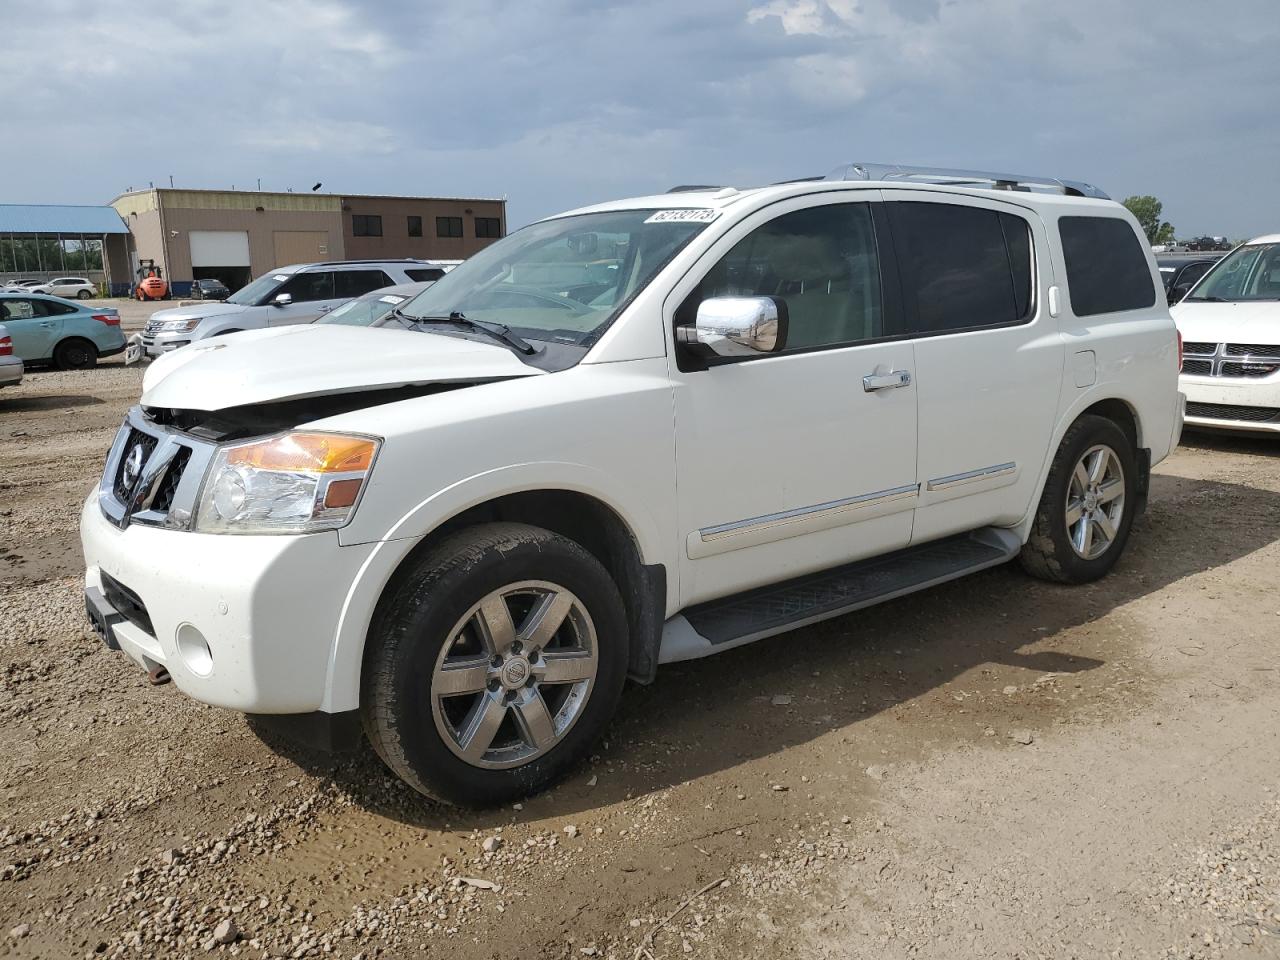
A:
26,277,97,299
1172,234,1280,434
139,260,453,357
81,163,1182,805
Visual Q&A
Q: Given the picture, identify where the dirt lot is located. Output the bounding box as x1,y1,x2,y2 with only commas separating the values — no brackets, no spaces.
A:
2,341,1279,959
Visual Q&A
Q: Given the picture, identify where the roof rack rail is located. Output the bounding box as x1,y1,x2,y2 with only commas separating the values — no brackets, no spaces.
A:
666,185,726,193
312,258,431,267
824,162,1109,200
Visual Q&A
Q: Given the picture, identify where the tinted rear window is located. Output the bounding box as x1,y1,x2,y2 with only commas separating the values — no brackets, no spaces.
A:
1059,216,1156,316
890,202,1034,333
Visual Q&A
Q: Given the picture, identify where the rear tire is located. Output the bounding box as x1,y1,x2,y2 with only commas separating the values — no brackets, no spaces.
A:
77,290,91,300
1020,415,1136,584
53,338,98,370
361,522,628,806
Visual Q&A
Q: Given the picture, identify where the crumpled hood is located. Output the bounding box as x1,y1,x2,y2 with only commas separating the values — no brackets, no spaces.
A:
148,302,250,324
141,324,544,411
1171,300,1280,346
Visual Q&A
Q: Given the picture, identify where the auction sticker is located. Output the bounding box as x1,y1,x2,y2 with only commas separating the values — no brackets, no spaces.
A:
645,209,720,224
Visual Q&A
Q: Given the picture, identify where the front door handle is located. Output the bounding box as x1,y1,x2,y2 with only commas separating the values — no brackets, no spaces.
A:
862,370,911,392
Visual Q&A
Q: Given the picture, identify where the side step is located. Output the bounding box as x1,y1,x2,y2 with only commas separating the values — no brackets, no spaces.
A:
659,528,1021,663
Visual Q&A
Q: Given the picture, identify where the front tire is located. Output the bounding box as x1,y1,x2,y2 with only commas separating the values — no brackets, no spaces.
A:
53,338,98,370
1020,415,1137,584
361,523,628,806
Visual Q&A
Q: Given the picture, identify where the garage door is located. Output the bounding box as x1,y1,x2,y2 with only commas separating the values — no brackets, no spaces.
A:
188,230,250,267
272,231,330,268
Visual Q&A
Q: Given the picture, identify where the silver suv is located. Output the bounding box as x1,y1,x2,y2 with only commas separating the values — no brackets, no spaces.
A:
141,260,452,356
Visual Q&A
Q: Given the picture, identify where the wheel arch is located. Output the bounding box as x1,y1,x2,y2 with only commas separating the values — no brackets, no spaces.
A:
324,486,669,714
1015,393,1147,541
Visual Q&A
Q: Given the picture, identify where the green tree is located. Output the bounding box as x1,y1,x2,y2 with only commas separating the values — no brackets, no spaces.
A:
1122,195,1175,245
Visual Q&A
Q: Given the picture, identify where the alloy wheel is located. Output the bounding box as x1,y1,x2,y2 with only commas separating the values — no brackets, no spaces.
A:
1065,443,1125,560
431,580,598,769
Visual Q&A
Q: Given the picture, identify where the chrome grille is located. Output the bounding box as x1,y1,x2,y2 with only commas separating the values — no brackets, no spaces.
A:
1180,342,1280,378
99,409,216,530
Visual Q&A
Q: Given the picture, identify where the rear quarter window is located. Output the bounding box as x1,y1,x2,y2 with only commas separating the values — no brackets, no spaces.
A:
1059,216,1156,316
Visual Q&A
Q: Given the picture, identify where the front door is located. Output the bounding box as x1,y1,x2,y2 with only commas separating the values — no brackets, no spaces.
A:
268,270,339,325
0,298,63,360
668,195,918,606
883,192,1064,543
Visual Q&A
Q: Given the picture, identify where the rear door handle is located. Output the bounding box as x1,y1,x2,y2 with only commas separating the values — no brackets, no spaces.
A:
862,370,911,392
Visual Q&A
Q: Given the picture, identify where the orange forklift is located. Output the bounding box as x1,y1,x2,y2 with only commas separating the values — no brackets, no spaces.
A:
134,260,170,301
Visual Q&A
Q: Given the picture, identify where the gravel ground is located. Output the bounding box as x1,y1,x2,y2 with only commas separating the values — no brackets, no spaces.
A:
2,354,1279,959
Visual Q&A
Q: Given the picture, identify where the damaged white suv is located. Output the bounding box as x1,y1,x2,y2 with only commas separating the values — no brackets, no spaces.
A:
82,164,1183,805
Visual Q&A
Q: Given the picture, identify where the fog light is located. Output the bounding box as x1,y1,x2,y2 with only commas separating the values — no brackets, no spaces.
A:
176,623,213,677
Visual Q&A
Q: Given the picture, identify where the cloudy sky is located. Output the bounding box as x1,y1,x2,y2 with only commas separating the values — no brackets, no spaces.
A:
3,0,1277,237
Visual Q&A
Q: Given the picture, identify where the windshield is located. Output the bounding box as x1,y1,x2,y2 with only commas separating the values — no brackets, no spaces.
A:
225,271,291,306
399,209,713,346
1187,243,1280,302
315,292,407,327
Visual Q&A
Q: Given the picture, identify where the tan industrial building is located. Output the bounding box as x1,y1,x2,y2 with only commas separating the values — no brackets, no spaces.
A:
110,188,506,296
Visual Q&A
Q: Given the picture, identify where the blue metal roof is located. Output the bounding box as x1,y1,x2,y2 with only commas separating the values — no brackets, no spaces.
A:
0,204,129,235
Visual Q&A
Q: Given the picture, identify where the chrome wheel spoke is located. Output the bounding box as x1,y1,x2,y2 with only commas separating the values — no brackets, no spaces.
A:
476,595,516,654
520,590,573,649
1088,448,1110,483
538,651,595,684
512,692,556,751
1097,477,1124,504
1065,499,1085,526
457,692,507,762
1073,462,1091,496
1073,517,1093,556
435,656,491,696
1094,510,1117,542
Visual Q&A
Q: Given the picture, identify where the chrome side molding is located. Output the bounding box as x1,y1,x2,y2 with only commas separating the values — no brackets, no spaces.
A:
699,483,920,544
926,462,1017,492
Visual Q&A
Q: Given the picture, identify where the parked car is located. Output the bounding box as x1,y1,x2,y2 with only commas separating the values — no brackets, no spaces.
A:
82,163,1181,805
1186,236,1232,252
1,278,42,291
1157,255,1223,305
139,260,453,357
1172,233,1280,434
0,322,23,387
313,282,434,327
25,277,98,299
0,293,124,368
189,279,231,301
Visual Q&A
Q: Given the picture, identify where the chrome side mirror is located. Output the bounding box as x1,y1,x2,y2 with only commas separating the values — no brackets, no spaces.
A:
677,296,788,358
272,292,293,307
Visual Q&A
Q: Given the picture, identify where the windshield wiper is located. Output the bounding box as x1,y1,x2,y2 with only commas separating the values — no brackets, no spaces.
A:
1187,295,1227,302
393,309,536,355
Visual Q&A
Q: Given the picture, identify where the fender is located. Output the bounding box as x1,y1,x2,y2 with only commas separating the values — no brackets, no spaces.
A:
321,460,672,713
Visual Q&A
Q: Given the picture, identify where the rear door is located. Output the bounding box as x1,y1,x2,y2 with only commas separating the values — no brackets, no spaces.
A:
0,297,63,359
883,192,1063,544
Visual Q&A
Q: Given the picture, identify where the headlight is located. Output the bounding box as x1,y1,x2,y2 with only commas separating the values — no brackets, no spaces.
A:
194,432,380,535
159,318,202,333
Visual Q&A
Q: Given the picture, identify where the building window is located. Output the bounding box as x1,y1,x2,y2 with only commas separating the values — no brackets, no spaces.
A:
352,214,383,237
475,217,502,239
407,215,422,237
436,216,463,238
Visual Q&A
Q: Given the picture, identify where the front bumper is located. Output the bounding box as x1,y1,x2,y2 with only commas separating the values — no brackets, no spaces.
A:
80,492,377,713
0,356,22,386
141,331,193,357
1179,373,1280,434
